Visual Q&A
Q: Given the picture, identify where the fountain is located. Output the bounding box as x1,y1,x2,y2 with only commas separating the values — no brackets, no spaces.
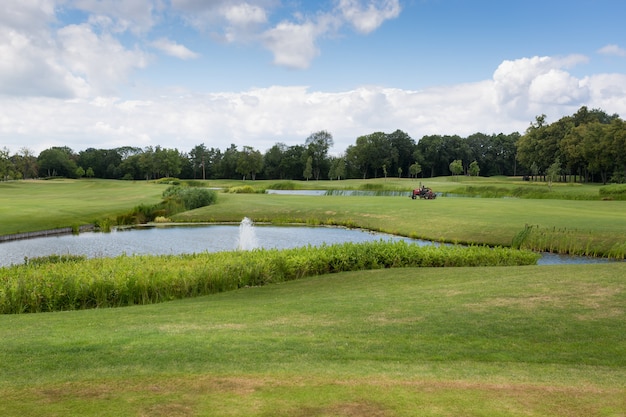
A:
236,217,258,250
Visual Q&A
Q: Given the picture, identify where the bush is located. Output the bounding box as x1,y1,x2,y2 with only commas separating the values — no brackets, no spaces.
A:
163,186,218,210
228,185,257,194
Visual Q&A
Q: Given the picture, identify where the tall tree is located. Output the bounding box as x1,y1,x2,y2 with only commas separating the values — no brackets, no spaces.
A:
236,146,263,180
305,130,333,180
37,146,77,178
189,143,208,179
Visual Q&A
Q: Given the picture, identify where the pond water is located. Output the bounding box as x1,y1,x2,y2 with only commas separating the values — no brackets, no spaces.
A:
0,224,422,268
0,224,612,268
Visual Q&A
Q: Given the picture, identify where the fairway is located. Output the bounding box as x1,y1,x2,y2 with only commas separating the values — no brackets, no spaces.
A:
0,179,165,235
1,264,624,416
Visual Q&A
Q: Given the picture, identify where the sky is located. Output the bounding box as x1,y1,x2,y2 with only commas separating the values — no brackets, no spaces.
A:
1,0,626,156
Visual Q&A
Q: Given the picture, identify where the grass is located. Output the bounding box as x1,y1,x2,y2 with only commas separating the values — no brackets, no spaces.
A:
1,264,624,416
0,179,165,235
1,177,625,415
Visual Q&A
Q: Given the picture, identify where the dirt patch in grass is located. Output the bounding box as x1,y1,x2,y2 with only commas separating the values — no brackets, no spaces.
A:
293,401,391,417
140,403,194,417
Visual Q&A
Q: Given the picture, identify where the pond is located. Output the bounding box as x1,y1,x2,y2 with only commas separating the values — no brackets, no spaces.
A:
0,224,422,268
0,223,613,268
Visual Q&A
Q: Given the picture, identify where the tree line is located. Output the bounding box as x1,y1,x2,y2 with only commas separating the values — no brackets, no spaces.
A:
1,106,624,183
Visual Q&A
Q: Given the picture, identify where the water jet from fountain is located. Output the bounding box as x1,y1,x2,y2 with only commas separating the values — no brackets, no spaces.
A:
236,217,258,250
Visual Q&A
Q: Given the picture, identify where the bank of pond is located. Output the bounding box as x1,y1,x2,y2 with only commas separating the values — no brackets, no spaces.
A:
0,222,619,314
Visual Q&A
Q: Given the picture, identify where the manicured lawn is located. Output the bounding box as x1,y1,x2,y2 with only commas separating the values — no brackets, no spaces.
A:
1,264,624,416
0,179,165,235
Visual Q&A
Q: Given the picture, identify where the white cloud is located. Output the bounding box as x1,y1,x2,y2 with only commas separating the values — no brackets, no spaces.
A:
4,51,626,156
222,3,267,26
67,0,160,33
57,23,150,96
169,0,399,68
151,38,199,59
598,44,626,57
337,0,401,34
262,20,322,69
493,55,589,117
0,1,151,98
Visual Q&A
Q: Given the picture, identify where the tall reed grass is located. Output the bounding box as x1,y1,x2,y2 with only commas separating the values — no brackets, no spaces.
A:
0,241,539,314
512,224,626,258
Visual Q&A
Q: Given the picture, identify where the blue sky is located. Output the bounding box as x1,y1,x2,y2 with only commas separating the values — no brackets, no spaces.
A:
1,0,625,155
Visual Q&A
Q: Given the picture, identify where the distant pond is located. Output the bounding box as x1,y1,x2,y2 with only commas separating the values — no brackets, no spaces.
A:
0,224,613,268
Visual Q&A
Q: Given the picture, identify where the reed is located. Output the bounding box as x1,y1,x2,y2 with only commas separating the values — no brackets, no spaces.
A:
0,241,539,314
511,224,626,258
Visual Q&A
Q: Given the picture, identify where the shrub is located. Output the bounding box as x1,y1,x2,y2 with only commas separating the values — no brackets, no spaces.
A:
163,186,218,210
228,185,257,194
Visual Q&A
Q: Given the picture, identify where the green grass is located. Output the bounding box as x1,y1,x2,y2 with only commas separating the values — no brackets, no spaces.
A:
1,264,624,416
0,179,165,235
1,178,625,415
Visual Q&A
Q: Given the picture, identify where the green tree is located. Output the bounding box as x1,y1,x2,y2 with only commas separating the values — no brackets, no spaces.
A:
236,146,263,180
303,156,313,181
189,143,208,180
305,130,333,180
328,156,346,180
468,161,480,176
546,157,562,190
75,166,85,178
13,147,38,179
449,159,463,178
409,163,422,178
37,146,77,178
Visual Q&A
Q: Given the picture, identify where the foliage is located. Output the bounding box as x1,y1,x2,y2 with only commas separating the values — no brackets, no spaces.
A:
468,160,480,176
0,241,539,314
266,181,297,190
162,185,218,210
22,254,87,266
518,107,625,184
511,224,626,258
599,183,626,200
227,185,258,194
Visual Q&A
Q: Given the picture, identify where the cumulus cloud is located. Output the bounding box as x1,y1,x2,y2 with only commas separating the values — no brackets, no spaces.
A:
262,20,324,69
337,0,401,34
169,0,399,68
493,55,590,117
0,0,150,98
151,38,199,59
598,44,626,57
